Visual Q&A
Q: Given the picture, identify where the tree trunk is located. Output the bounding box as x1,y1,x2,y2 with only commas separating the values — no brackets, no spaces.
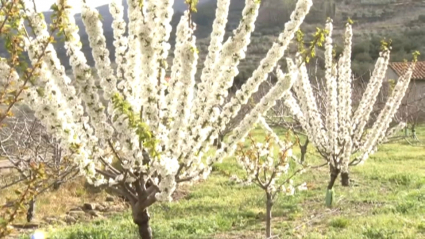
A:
265,192,273,239
213,133,225,148
325,164,340,207
341,171,350,186
412,124,418,140
327,164,340,190
299,140,308,164
133,208,152,239
26,197,35,222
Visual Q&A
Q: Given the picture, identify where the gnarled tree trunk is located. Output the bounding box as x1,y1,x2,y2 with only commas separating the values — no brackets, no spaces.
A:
132,207,152,239
128,179,159,239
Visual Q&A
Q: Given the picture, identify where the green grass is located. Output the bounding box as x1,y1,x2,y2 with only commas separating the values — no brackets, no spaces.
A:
24,127,425,239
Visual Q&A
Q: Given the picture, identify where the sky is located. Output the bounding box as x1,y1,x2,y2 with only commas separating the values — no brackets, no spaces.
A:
33,0,107,13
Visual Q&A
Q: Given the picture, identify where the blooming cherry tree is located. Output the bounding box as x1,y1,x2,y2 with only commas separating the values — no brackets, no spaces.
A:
15,0,313,237
282,19,415,206
235,116,308,238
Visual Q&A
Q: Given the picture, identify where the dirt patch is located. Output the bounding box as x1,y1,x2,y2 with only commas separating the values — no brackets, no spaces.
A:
212,231,265,239
4,195,129,239
0,160,13,174
172,185,192,201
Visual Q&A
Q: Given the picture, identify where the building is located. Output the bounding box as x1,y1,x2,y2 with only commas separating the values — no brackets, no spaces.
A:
385,61,425,122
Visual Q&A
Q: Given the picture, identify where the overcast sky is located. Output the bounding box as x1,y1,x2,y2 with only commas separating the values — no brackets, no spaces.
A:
33,0,107,13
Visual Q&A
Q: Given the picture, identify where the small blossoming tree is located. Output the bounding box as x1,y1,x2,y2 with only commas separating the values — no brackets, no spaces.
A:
282,19,416,206
13,0,313,237
235,116,308,238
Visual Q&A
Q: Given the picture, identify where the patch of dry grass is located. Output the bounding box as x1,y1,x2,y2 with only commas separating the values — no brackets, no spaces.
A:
1,177,108,224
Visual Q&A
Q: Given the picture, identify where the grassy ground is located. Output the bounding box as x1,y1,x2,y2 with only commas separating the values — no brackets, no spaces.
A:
19,127,425,239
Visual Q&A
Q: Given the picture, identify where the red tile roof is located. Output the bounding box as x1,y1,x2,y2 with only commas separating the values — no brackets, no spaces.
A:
389,61,425,81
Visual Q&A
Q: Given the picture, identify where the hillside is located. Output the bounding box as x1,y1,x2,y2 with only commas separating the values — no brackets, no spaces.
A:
195,0,425,80
1,0,424,80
